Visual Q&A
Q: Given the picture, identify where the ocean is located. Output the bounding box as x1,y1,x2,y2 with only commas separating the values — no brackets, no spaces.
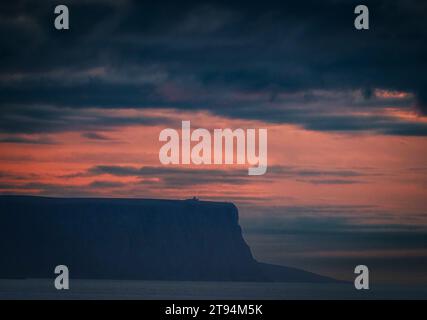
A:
1,279,426,299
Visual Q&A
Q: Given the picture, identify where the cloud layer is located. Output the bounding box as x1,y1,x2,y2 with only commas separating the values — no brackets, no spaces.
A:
0,0,427,135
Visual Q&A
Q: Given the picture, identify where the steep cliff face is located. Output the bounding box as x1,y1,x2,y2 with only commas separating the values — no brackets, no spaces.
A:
0,196,333,282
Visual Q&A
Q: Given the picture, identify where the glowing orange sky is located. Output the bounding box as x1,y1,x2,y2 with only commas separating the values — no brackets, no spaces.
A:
1,108,426,227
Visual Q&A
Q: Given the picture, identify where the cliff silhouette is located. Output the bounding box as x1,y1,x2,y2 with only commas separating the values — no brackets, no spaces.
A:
0,196,335,282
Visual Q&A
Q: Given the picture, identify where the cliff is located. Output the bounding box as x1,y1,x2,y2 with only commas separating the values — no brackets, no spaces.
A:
0,196,334,282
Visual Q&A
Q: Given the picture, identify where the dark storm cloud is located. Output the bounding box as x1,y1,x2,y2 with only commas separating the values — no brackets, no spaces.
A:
0,135,55,144
86,165,266,186
0,0,426,134
297,179,363,185
277,167,366,177
0,180,126,197
88,180,126,188
57,164,372,187
0,105,177,134
88,165,367,178
81,132,113,140
0,171,40,180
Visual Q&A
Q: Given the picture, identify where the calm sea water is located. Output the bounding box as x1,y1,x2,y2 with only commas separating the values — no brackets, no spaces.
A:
0,279,426,299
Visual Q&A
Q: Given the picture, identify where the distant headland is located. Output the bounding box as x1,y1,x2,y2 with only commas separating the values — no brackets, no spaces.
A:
0,195,335,283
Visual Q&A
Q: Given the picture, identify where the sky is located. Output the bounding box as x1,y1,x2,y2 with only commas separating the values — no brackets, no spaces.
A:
0,0,427,284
